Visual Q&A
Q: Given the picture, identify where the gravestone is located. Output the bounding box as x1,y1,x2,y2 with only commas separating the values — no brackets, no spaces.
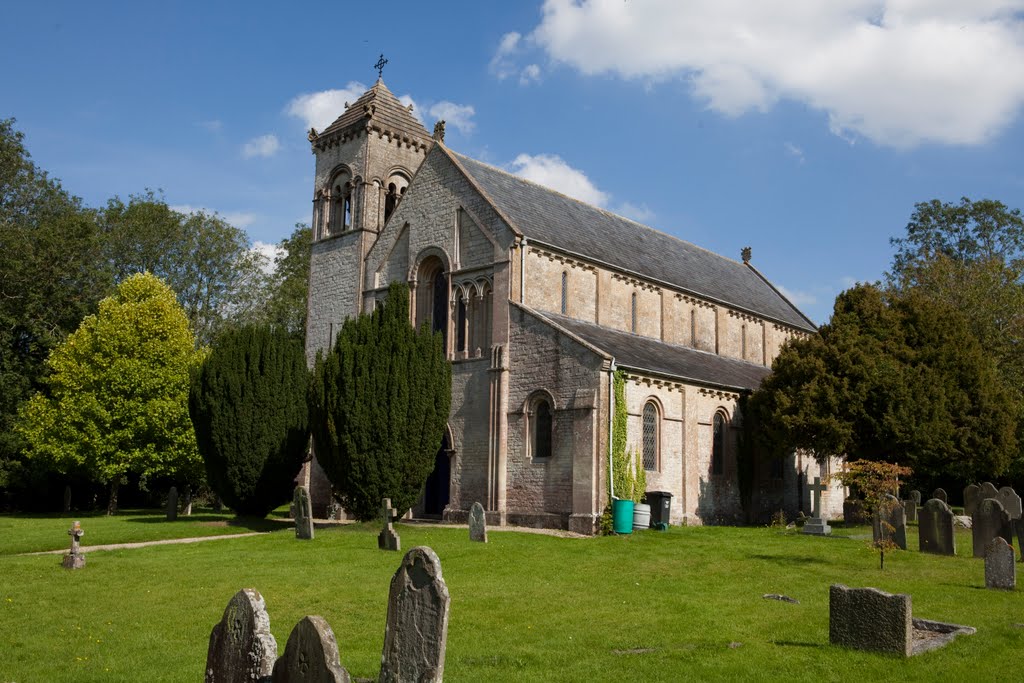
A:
166,486,179,522
469,502,487,543
378,498,400,552
932,488,948,503
903,499,917,523
873,494,907,550
294,486,314,540
63,485,71,513
829,584,911,657
980,482,999,502
964,484,982,518
973,498,1013,558
62,520,86,569
379,547,449,683
801,477,832,536
985,537,1016,590
997,486,1021,521
843,498,869,525
909,490,921,505
205,588,277,683
919,499,956,556
272,616,349,683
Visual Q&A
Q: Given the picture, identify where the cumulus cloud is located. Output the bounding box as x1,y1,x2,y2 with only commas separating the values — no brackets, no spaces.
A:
615,201,655,223
429,101,476,134
520,64,542,86
251,240,283,275
505,0,1024,147
507,153,610,206
242,134,280,159
286,82,369,130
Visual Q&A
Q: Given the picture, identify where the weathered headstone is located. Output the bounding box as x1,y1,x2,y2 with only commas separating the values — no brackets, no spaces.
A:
903,499,917,523
468,502,487,543
985,537,1016,590
980,481,999,502
801,477,831,536
294,486,314,540
61,520,86,569
909,490,921,505
272,616,350,683
205,588,277,683
873,494,907,550
997,486,1021,521
919,499,956,556
843,498,869,526
964,484,982,518
63,485,72,513
378,498,400,552
166,486,179,522
973,497,1013,558
932,488,948,503
379,547,449,683
829,584,911,657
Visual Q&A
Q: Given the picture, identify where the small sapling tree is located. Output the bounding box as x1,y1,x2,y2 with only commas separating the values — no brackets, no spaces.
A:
832,459,912,569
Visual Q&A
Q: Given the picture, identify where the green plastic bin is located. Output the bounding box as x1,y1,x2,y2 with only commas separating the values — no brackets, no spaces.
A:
612,499,634,534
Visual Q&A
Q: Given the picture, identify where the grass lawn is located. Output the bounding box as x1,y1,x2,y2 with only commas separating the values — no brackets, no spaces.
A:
0,515,1021,682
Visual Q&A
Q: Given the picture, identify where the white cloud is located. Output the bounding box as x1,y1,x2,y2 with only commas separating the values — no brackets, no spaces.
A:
509,0,1024,147
251,240,283,275
242,134,280,159
428,101,476,134
397,94,422,124
286,82,369,131
777,284,818,309
520,64,542,86
784,141,806,164
507,153,610,207
169,205,257,229
615,201,655,223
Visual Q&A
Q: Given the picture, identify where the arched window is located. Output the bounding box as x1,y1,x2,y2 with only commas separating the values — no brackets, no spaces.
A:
712,412,726,475
384,172,409,223
531,396,553,460
561,271,568,315
327,170,353,235
642,401,659,471
415,256,448,351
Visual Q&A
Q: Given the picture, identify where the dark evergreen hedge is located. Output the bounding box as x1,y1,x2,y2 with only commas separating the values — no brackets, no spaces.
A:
189,324,310,517
309,282,452,521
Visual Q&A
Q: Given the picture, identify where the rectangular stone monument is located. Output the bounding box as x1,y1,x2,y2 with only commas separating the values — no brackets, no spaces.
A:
378,498,400,552
985,537,1016,590
166,486,178,522
469,501,487,543
294,486,314,540
61,520,86,569
380,547,449,683
903,499,917,523
973,498,1013,558
801,477,831,536
964,484,981,518
829,584,912,657
919,499,956,556
205,588,277,682
272,615,350,682
873,494,907,550
997,486,1021,521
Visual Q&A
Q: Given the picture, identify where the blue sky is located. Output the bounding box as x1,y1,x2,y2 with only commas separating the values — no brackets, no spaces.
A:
4,1,1024,324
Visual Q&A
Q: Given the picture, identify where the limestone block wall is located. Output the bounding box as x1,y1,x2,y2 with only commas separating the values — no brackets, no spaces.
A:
306,233,365,365
621,378,685,522
446,358,491,513
523,247,597,321
684,388,744,525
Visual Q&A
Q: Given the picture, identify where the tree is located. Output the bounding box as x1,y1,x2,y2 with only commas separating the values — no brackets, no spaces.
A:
17,273,205,513
831,460,912,570
746,284,1017,484
190,324,310,517
98,191,268,345
261,224,311,340
308,282,451,520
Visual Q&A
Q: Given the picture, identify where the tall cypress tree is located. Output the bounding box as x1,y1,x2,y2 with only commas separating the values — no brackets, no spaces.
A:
309,282,452,520
189,324,309,517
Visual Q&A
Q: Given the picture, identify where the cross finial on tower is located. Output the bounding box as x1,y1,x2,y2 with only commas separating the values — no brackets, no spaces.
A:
374,53,389,79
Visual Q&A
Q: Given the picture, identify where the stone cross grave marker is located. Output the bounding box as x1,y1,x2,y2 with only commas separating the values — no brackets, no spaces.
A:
985,537,1016,590
801,477,832,536
932,488,948,503
973,497,1013,558
62,520,86,569
379,546,450,683
964,484,982,518
166,486,178,522
997,486,1021,521
980,481,999,502
873,493,907,550
903,499,917,523
469,501,487,543
378,498,400,552
294,486,314,540
909,489,921,505
272,615,350,683
205,588,277,683
919,499,956,556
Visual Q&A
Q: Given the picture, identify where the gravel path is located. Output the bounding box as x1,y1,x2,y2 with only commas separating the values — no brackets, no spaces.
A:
23,531,268,555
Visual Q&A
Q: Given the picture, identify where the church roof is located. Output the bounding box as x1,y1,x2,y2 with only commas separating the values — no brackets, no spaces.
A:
315,79,432,144
448,151,815,332
532,308,772,392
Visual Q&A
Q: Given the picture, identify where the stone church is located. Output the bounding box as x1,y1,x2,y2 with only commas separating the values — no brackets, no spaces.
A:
300,78,843,533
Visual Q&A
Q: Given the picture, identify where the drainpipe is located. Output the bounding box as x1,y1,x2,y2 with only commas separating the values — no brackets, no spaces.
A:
608,359,617,500
520,238,528,305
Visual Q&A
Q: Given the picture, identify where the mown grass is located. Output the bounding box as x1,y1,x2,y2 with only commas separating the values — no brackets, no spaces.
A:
0,516,1021,682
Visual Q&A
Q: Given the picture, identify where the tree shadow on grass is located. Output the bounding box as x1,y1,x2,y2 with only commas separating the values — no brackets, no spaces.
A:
122,514,293,533
748,553,828,565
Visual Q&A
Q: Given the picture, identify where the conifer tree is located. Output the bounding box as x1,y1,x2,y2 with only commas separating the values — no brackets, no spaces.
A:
189,324,309,517
309,282,452,520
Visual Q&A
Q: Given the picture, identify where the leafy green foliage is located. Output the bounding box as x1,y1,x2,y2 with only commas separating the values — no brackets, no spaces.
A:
261,224,311,340
609,370,633,500
189,324,310,517
16,273,205,512
308,282,451,520
747,284,1017,483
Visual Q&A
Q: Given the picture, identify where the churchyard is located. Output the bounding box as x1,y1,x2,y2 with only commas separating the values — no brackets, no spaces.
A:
2,509,1023,681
